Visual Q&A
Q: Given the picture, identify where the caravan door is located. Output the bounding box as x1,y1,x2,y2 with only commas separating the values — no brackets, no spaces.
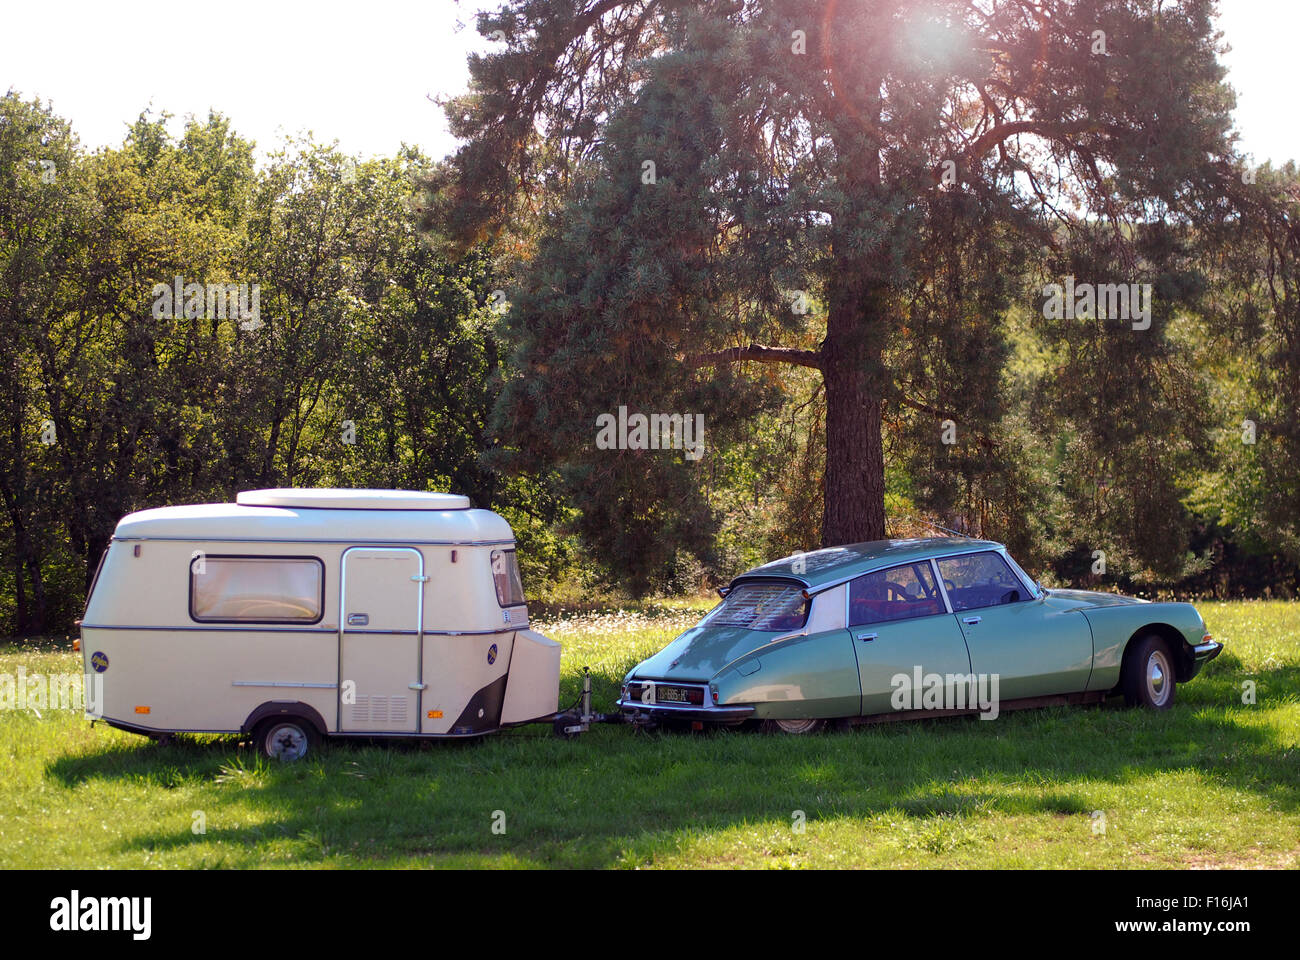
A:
339,547,424,733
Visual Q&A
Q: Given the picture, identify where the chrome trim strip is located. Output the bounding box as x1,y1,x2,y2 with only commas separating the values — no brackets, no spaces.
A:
81,624,337,633
79,623,513,636
232,681,338,689
1001,550,1042,599
789,543,1006,597
931,558,954,614
836,557,953,625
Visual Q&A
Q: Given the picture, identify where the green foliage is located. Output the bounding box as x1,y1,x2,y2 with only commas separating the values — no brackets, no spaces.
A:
0,94,574,632
429,0,1293,588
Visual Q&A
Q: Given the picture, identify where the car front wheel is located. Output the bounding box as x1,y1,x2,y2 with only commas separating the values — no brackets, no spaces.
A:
1123,635,1177,710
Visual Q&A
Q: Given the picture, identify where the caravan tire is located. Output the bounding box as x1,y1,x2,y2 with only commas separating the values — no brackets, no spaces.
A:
254,717,319,762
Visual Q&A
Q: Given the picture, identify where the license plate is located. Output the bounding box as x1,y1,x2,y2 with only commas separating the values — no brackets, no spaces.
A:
655,685,698,704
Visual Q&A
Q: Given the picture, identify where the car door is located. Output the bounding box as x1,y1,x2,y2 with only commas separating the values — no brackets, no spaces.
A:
936,551,1092,701
850,561,974,716
338,546,424,733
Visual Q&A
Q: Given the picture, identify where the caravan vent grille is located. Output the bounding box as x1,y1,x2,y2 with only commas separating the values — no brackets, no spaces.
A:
350,695,409,725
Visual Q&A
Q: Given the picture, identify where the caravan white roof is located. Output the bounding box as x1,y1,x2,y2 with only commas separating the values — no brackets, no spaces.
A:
237,488,471,510
112,489,513,544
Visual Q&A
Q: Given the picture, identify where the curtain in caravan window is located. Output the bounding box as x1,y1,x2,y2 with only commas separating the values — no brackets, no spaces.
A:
191,557,323,622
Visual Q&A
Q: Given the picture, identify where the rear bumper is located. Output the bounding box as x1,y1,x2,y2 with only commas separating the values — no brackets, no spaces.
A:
616,698,753,723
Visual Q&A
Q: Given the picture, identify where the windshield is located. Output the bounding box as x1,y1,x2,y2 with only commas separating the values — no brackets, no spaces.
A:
707,581,809,631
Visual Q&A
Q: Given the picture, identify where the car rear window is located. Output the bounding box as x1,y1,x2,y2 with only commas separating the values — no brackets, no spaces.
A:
708,582,809,631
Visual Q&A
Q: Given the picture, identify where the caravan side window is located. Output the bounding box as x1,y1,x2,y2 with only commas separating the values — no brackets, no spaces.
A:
190,556,324,624
490,549,527,607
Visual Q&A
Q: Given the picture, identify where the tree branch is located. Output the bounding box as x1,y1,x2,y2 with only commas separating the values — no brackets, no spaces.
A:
688,344,824,370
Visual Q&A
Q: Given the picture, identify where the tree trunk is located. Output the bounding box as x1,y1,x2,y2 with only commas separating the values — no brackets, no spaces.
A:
821,273,887,547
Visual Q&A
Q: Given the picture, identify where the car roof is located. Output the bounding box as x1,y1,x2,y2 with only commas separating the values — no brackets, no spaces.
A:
731,537,1006,591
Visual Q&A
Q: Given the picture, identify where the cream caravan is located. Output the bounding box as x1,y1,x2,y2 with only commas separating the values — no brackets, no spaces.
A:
79,488,563,759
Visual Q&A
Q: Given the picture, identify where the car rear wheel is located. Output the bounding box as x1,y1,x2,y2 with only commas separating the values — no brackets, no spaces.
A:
761,717,825,735
254,717,318,761
1123,635,1177,710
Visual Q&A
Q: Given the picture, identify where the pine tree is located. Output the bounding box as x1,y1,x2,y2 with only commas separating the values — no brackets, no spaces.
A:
428,0,1244,556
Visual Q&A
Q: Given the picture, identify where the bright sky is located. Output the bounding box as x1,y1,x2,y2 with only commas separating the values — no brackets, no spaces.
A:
2,0,1295,167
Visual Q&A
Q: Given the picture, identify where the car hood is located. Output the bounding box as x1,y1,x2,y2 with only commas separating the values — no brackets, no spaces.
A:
1045,588,1144,609
630,624,775,683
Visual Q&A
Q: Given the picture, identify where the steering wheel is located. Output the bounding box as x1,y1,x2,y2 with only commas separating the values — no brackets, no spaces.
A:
943,579,956,592
885,581,910,601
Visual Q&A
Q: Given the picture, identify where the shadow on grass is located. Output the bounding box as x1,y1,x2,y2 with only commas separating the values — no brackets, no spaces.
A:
44,656,1300,868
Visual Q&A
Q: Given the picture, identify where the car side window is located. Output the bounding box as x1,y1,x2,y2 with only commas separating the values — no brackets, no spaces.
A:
935,552,1026,611
849,562,945,626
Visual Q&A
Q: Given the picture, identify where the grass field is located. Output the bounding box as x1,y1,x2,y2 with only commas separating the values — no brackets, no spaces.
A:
1,600,1297,869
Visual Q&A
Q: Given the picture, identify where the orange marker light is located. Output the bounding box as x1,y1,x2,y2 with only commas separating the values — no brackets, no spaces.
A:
134,706,151,714
72,639,80,651
427,710,443,719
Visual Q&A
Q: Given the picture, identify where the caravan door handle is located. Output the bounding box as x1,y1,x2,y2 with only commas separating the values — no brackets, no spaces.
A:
408,682,427,691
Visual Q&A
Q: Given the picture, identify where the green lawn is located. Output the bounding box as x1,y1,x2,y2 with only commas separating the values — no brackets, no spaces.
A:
1,601,1297,868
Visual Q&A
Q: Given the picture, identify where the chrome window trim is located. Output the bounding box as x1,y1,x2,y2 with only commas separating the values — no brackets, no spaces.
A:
842,558,951,627
802,544,1003,597
933,549,1036,613
931,558,955,614
1001,550,1042,599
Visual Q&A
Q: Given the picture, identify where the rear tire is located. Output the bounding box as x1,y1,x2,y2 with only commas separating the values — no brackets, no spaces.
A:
254,717,318,761
760,717,825,735
1123,635,1177,710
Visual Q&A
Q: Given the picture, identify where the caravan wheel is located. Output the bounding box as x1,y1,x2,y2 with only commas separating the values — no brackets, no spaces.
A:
255,717,318,762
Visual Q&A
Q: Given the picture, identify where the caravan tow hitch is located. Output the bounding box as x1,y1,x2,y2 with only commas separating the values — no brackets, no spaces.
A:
550,668,620,738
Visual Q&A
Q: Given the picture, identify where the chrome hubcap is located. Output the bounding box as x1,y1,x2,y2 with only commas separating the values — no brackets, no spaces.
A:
774,718,821,735
1146,650,1172,706
266,723,308,761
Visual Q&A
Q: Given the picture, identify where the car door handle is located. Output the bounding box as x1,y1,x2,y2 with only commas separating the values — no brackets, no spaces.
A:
856,632,878,642
962,616,982,625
